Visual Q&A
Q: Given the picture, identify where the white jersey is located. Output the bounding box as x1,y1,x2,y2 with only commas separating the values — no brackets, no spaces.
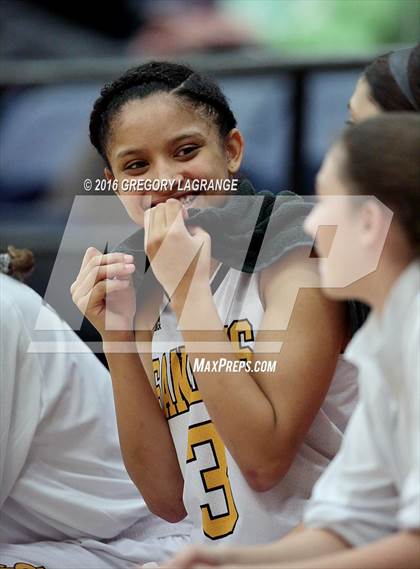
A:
0,274,190,567
151,265,358,545
304,261,420,547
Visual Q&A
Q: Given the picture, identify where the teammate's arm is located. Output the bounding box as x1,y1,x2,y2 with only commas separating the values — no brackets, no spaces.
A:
218,531,420,569
164,526,349,567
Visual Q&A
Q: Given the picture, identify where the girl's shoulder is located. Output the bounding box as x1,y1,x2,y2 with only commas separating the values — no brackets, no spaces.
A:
259,246,319,309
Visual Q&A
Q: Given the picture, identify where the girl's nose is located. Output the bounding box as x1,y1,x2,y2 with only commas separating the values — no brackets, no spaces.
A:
153,159,183,182
170,174,184,192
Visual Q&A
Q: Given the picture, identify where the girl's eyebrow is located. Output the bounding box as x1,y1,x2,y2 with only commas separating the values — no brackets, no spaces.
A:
116,131,206,159
170,131,206,145
116,147,146,159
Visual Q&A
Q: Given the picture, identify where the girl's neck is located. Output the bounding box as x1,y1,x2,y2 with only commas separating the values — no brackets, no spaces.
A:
360,256,414,314
355,227,415,315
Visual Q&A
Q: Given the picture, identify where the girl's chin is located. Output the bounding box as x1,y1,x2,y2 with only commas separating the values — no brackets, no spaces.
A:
322,287,344,300
319,268,352,300
318,262,339,294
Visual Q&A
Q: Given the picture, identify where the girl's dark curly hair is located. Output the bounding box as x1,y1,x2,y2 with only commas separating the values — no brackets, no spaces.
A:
89,61,237,166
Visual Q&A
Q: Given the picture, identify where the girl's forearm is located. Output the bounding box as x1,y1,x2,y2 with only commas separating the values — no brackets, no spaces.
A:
171,287,294,489
166,528,347,567
219,528,348,565
103,334,186,522
262,531,420,569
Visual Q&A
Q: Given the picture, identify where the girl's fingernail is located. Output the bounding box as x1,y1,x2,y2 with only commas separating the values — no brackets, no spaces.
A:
124,254,134,262
125,264,135,272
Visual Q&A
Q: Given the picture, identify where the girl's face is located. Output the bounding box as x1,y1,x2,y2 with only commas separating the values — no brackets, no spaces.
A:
347,76,382,125
104,92,244,227
304,144,389,300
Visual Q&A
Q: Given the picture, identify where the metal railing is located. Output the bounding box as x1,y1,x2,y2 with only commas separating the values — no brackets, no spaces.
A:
0,45,409,299
0,45,408,193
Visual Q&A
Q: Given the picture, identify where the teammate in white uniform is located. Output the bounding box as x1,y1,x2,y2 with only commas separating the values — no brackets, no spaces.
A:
72,61,360,548
0,252,190,569
163,114,420,568
164,45,420,568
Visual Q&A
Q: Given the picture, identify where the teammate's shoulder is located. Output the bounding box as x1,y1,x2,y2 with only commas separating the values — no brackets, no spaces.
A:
0,273,43,330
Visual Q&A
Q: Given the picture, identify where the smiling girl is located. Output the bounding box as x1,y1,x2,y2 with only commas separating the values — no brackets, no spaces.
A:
71,61,360,546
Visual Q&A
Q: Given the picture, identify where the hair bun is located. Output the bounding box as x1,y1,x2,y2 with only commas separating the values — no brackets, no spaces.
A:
6,245,35,281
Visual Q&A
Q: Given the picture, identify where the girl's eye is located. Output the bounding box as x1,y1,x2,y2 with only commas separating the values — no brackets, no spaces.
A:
126,160,148,170
345,119,354,126
176,145,199,158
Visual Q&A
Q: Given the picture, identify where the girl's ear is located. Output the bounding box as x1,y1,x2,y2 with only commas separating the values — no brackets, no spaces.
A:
224,128,245,174
359,198,390,249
